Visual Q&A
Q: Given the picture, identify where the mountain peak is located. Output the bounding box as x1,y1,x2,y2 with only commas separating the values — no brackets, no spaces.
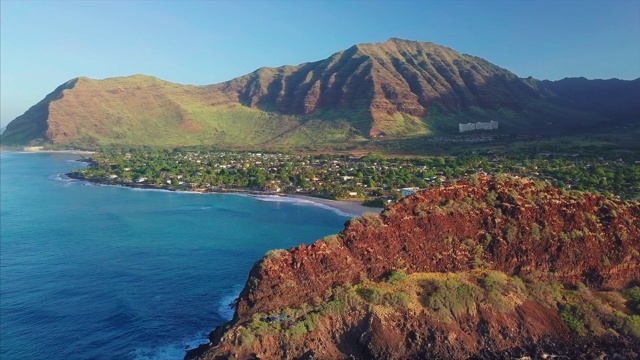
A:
359,38,454,53
384,37,437,46
387,37,414,43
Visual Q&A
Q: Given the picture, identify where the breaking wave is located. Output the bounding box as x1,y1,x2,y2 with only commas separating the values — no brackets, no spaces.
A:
252,195,355,217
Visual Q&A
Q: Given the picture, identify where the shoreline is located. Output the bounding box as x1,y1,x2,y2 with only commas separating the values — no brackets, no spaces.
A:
1,148,95,155
287,194,377,217
68,175,381,217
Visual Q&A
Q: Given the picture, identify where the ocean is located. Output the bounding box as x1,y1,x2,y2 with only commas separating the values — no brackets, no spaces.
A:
0,152,349,360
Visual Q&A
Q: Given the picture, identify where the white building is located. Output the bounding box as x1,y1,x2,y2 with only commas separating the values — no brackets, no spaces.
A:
459,121,498,133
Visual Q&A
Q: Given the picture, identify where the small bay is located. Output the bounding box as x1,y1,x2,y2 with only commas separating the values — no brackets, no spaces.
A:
0,152,348,360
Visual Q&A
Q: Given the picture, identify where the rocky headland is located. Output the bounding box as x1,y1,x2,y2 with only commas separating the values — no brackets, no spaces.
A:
186,175,640,359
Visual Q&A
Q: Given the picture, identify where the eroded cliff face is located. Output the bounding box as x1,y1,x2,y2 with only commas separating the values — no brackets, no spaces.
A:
223,38,540,137
239,176,639,315
187,176,640,360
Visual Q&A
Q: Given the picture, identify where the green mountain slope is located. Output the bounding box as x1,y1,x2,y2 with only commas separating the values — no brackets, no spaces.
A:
1,39,638,150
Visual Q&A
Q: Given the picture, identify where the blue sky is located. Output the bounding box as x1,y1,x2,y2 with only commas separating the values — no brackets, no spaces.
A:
1,0,639,127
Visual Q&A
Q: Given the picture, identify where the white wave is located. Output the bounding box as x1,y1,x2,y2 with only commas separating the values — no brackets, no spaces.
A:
131,332,209,360
218,284,244,321
50,173,76,183
92,185,200,195
131,286,247,360
172,190,205,195
251,195,355,217
127,187,175,193
124,187,209,195
66,159,88,165
131,286,243,360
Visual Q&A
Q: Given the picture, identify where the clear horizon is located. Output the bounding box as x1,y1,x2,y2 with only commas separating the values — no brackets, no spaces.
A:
1,0,639,127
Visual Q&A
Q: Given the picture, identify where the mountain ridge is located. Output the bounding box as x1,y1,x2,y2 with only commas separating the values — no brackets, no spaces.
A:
1,39,638,149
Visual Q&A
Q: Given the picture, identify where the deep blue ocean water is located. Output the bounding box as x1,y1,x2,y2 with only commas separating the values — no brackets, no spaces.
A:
0,152,349,360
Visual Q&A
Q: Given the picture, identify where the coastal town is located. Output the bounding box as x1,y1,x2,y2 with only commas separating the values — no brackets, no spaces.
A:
70,148,640,204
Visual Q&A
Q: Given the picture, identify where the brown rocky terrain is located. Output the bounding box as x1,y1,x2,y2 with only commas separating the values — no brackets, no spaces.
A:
2,39,637,149
220,38,541,137
186,175,640,359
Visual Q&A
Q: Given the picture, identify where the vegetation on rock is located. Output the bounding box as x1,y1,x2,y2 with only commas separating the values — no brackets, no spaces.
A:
186,175,640,359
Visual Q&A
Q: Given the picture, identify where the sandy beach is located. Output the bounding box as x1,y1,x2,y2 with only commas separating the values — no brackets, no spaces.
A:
288,194,382,217
0,147,95,155
66,169,382,218
72,176,381,218
20,148,96,155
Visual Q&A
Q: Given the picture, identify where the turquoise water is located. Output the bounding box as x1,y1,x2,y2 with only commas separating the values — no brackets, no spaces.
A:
0,152,348,360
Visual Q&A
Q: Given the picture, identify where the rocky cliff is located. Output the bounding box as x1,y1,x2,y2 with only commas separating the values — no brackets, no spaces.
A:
2,39,637,149
186,175,640,359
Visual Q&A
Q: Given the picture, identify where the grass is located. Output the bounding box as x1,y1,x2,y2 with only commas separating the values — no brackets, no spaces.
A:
265,249,286,259
558,304,587,336
1,74,371,150
420,275,482,322
235,269,640,351
386,270,408,285
321,234,341,244
356,287,384,304
5,73,638,156
358,213,385,228
623,287,640,312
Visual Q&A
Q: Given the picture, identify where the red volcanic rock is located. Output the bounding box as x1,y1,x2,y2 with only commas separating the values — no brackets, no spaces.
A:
237,176,639,317
187,176,640,360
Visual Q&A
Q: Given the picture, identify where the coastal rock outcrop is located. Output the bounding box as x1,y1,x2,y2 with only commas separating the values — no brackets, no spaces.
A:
186,175,640,360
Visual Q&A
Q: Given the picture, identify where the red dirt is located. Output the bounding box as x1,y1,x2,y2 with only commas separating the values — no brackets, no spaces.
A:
186,176,640,360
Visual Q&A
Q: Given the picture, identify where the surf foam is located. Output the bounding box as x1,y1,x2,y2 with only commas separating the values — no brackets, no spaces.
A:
251,195,355,217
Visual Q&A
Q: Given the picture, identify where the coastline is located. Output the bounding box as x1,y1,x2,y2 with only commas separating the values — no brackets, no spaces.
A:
68,175,381,217
0,148,95,155
287,194,377,217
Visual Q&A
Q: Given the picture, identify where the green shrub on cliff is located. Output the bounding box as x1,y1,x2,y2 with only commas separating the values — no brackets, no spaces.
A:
559,304,587,336
360,212,384,228
385,291,410,307
321,286,353,314
239,327,255,348
419,276,482,322
387,270,407,285
625,315,640,337
236,269,640,353
265,249,286,259
357,287,383,304
623,286,640,312
287,321,308,339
